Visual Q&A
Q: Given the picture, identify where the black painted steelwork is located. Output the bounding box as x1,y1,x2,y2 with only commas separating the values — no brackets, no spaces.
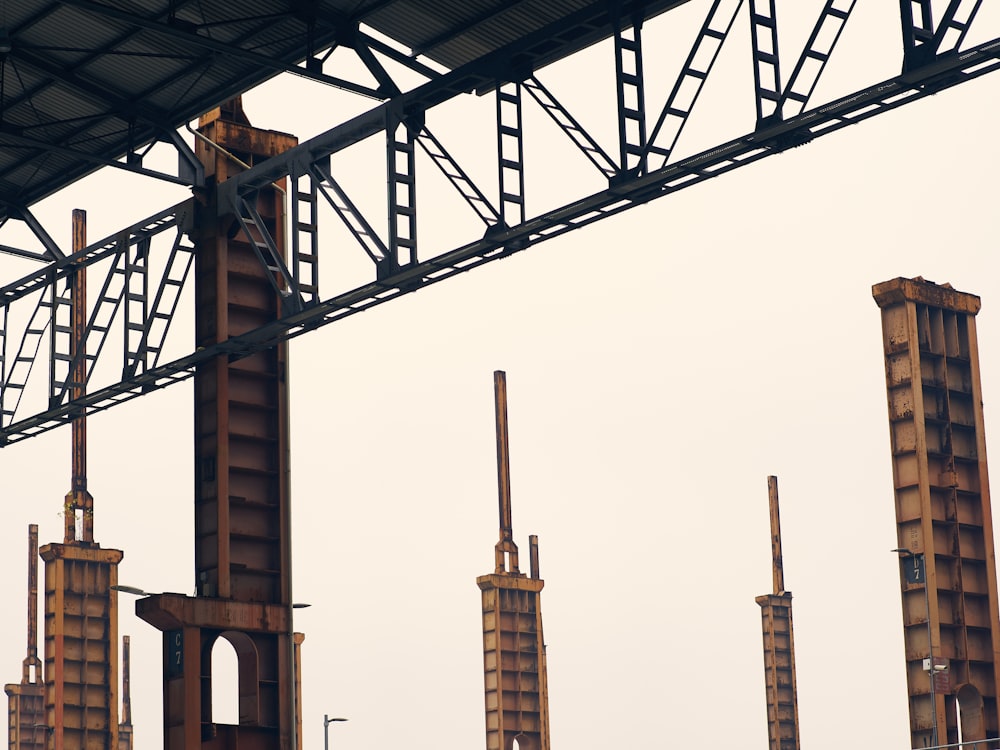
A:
0,0,689,221
1,2,999,445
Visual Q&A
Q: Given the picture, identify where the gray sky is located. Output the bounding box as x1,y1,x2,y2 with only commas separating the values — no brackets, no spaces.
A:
3,2,1000,748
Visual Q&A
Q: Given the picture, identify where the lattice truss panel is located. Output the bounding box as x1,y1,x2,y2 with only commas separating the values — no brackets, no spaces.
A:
2,0,999,444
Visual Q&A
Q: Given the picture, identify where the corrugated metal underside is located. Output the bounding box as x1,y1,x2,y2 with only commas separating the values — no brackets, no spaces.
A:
364,0,686,71
2,0,689,213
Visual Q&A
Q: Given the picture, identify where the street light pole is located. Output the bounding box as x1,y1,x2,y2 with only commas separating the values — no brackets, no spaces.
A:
893,548,941,747
323,714,348,750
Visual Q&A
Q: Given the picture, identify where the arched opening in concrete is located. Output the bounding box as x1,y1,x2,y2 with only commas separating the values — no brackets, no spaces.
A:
210,635,239,725
205,631,261,727
956,683,986,744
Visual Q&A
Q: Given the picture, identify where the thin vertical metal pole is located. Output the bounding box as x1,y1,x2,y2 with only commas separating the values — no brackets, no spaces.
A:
494,370,513,545
66,208,93,543
23,523,40,683
923,552,939,748
767,475,784,593
529,534,540,580
492,370,519,574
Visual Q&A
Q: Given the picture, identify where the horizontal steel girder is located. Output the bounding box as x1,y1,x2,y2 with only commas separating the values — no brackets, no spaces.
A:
2,8,1000,445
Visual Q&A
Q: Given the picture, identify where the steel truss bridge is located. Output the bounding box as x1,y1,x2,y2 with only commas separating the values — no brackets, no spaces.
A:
1,0,998,446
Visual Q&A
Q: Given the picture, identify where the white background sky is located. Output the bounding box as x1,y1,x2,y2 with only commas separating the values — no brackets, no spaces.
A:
2,1,1000,749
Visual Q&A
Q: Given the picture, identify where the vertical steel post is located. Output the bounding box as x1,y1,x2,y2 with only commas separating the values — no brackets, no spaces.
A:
496,83,525,228
613,12,648,173
494,371,518,573
768,475,784,593
749,0,783,125
65,209,93,544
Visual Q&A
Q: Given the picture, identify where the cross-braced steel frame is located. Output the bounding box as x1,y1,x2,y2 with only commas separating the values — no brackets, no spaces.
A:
2,0,999,445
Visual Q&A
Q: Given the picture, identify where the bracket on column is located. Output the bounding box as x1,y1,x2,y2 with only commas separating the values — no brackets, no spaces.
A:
7,205,66,262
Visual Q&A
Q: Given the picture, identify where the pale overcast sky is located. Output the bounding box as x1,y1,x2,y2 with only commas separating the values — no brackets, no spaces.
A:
3,2,1000,749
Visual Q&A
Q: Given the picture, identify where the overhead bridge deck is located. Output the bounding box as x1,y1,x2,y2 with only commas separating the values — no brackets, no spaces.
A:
2,0,689,216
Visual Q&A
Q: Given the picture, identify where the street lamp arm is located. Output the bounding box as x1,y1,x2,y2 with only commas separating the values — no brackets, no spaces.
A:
323,714,348,750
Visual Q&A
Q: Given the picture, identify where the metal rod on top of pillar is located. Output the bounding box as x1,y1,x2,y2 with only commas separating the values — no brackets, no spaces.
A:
756,475,801,750
65,208,93,544
25,524,40,684
493,370,519,574
768,475,784,593
478,370,551,750
494,370,513,540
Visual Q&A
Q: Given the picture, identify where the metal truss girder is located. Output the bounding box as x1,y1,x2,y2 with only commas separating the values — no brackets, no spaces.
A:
290,165,321,307
122,233,194,379
1,202,192,306
3,37,1000,445
386,113,418,272
497,82,526,228
931,0,983,57
49,273,75,405
351,31,403,97
750,0,782,124
412,124,501,228
0,244,50,262
901,0,936,70
163,128,206,188
614,20,648,173
2,284,70,425
778,0,857,120
645,0,745,166
900,0,986,74
0,128,199,188
309,163,390,266
352,29,442,81
52,242,133,406
10,206,66,261
522,76,618,180
233,193,305,313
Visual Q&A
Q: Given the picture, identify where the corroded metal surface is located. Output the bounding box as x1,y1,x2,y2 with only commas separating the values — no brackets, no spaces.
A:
875,276,1000,747
117,636,132,750
755,476,800,750
5,525,44,750
137,98,300,750
477,371,551,750
40,542,123,750
64,209,94,545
